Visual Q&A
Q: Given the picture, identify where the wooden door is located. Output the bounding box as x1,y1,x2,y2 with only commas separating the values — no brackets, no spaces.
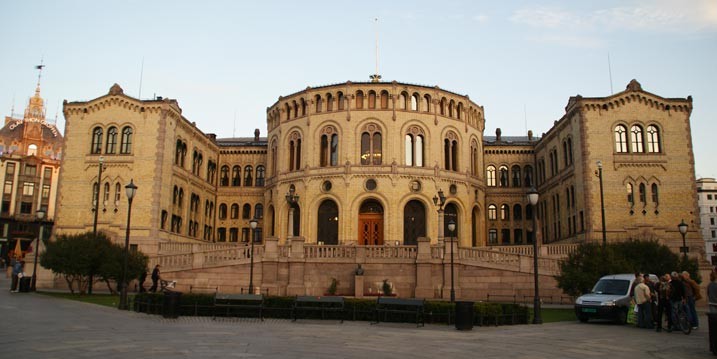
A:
358,213,383,245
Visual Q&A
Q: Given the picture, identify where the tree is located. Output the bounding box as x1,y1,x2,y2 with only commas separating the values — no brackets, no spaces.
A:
40,231,148,294
556,240,700,297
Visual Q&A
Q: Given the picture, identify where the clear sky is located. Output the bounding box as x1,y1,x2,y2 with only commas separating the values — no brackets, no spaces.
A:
1,1,716,176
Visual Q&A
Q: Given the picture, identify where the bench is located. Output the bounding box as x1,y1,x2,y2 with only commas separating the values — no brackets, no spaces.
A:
373,297,425,327
292,296,345,323
213,293,264,320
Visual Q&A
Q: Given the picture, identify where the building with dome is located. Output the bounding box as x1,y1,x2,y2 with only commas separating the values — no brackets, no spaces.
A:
46,79,705,298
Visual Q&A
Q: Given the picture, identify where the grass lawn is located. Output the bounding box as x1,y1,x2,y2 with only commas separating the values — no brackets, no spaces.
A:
39,292,128,308
531,308,576,323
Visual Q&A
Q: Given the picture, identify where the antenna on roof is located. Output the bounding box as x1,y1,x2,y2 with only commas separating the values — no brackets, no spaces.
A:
233,110,236,137
524,104,528,137
54,101,60,124
608,52,614,95
370,17,381,83
138,57,145,99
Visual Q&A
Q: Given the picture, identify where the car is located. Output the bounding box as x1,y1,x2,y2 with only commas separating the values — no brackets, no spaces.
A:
574,273,658,324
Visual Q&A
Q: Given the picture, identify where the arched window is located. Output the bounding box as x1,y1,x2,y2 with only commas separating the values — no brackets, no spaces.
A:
172,186,178,206
443,132,458,171
513,204,522,220
524,165,533,187
178,188,184,208
448,100,455,117
411,94,419,111
28,144,37,156
470,140,479,176
230,204,239,219
300,98,307,116
292,101,298,119
368,90,376,109
499,166,508,187
615,125,628,153
315,95,323,113
218,204,227,220
337,92,345,111
244,165,253,186
486,165,496,187
651,183,659,204
220,166,229,186
120,126,133,154
488,204,497,220
360,124,382,165
457,102,463,119
627,183,634,205
398,92,407,110
317,200,339,245
355,90,364,109
91,127,103,154
326,93,334,111
500,204,509,220
439,98,446,115
232,166,241,186
270,139,277,176
423,94,431,112
103,182,110,205
285,103,291,120
526,204,534,220
647,125,660,153
631,125,644,153
106,127,117,154
567,138,573,165
511,165,521,187
404,127,424,167
242,203,251,219
380,90,389,109
403,200,426,245
256,165,265,187
639,183,646,204
255,203,264,219
114,182,121,204
320,127,339,167
288,132,302,171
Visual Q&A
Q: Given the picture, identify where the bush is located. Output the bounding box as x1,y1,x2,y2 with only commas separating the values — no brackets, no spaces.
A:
557,240,700,297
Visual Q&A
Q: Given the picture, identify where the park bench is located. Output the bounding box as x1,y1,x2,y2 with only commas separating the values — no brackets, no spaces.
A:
292,296,345,323
373,297,425,327
213,293,264,320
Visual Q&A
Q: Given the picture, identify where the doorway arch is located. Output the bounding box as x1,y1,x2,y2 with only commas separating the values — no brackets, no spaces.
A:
317,200,339,244
403,200,426,245
358,199,383,245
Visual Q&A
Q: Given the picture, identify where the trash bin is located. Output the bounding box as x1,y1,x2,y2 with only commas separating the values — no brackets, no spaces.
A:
19,276,32,292
708,312,717,354
162,291,182,319
455,301,475,331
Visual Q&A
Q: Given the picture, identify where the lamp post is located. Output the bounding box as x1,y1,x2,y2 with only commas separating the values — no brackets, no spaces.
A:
89,156,104,295
433,189,447,298
31,209,46,291
447,219,456,303
285,186,299,238
527,187,542,324
678,219,688,261
249,217,258,294
119,179,137,310
595,160,607,247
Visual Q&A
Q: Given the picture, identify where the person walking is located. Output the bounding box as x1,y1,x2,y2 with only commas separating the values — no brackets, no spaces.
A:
634,276,653,329
656,273,672,332
708,271,717,314
149,265,161,293
667,271,686,332
10,260,24,292
138,269,147,293
682,271,701,330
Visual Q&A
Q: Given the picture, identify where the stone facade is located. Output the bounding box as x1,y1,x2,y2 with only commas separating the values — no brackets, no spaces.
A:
697,178,717,264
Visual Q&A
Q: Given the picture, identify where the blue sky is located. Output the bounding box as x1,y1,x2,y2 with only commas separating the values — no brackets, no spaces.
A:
2,0,716,176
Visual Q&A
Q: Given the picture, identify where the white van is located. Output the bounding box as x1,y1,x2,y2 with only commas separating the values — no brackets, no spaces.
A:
574,273,657,324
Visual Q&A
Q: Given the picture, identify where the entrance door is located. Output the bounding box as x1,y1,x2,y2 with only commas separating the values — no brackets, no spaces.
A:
358,214,383,245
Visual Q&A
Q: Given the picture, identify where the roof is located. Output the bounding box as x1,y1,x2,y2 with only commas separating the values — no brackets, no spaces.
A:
216,137,268,147
483,135,538,146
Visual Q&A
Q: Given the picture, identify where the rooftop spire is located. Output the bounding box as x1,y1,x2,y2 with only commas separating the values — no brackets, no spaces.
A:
370,17,381,83
25,61,46,121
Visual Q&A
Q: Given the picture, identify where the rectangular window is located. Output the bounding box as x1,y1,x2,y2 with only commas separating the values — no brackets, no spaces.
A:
43,167,52,180
501,229,510,244
488,229,497,245
230,228,239,242
23,182,34,196
130,244,138,253
709,194,714,200
1,200,10,214
20,202,32,214
712,207,715,213
24,165,36,176
253,228,263,243
6,163,15,176
42,184,50,199
712,230,716,239
3,180,12,195
711,218,715,226
242,228,250,243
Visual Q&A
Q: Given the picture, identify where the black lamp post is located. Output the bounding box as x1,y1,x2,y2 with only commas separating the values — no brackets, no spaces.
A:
447,218,456,303
527,187,542,324
678,219,688,261
89,156,104,295
31,209,46,291
119,179,137,310
595,160,607,247
433,189,447,299
248,217,258,294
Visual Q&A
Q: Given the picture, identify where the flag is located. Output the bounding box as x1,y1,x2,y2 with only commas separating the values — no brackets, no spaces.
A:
35,65,45,70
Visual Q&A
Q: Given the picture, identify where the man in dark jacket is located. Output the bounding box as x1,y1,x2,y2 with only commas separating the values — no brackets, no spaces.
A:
668,271,686,332
149,265,160,292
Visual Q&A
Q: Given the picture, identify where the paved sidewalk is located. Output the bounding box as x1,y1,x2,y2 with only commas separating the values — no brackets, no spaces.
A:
0,277,712,358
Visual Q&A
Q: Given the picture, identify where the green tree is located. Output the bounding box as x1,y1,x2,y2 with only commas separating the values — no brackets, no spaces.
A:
40,231,147,294
557,240,700,297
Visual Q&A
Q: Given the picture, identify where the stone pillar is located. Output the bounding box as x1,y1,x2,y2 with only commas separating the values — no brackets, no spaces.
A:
287,236,306,295
354,275,364,298
414,237,434,298
262,237,279,295
192,243,204,269
287,207,295,238
437,209,444,241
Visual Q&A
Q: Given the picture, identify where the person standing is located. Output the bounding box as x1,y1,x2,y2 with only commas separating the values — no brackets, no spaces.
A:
634,276,653,329
708,271,717,314
138,269,148,293
656,273,672,332
149,265,161,292
668,271,686,332
10,260,23,292
682,271,701,329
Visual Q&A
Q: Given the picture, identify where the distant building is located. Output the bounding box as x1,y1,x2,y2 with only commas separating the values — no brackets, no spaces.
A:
0,80,61,261
697,177,717,264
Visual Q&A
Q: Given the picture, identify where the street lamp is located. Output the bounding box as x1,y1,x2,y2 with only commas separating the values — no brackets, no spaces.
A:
249,217,258,294
31,209,46,291
119,179,137,310
432,189,447,238
595,160,607,247
678,219,688,261
447,218,456,303
527,187,542,324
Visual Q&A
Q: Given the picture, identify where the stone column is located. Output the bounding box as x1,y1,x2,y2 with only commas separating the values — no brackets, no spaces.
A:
354,275,364,298
261,237,279,295
437,209,444,240
414,237,434,298
287,236,306,295
287,207,295,238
